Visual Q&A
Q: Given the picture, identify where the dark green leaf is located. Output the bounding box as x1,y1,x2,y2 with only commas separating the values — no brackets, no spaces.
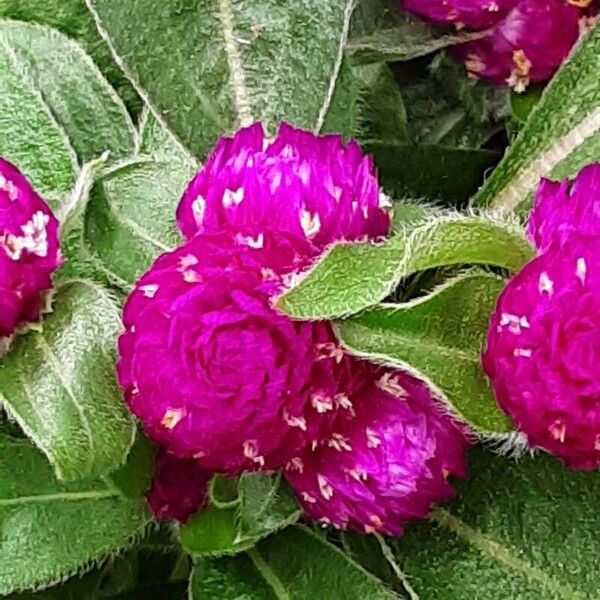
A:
0,436,149,595
87,0,355,156
0,281,135,481
278,214,533,320
366,141,500,205
336,273,513,433
388,447,600,599
475,21,600,212
190,526,401,599
109,431,155,500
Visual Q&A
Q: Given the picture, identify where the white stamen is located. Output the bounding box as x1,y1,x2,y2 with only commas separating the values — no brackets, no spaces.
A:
300,209,321,239
376,372,408,398
366,428,381,448
222,187,245,208
243,440,265,466
179,254,198,270
317,474,334,500
236,232,264,249
183,270,201,283
513,348,532,358
378,192,393,209
576,257,587,284
336,393,353,410
284,413,307,431
311,393,334,413
539,272,554,295
328,433,352,452
192,195,206,225
140,284,159,298
286,457,304,473
161,408,185,430
301,492,317,504
316,342,344,363
549,420,566,443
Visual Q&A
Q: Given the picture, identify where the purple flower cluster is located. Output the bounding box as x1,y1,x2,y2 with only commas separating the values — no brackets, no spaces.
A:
403,0,594,90
0,159,61,342
484,163,600,470
119,123,469,531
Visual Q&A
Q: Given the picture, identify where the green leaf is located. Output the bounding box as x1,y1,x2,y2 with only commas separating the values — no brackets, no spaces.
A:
84,159,195,287
336,273,513,434
109,431,155,500
365,141,500,205
237,473,301,542
179,505,255,558
86,0,355,156
0,281,135,481
0,0,141,115
348,0,485,65
190,526,401,599
278,214,534,320
385,446,600,599
510,84,543,124
0,436,149,595
180,473,300,557
0,20,136,163
475,21,600,212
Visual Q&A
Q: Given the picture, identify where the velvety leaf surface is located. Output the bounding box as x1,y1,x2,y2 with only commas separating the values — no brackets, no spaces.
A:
336,273,512,433
180,474,299,557
87,0,354,157
475,22,600,212
279,214,533,320
0,281,135,481
190,526,400,599
0,0,141,114
84,159,194,286
389,447,600,599
0,436,149,595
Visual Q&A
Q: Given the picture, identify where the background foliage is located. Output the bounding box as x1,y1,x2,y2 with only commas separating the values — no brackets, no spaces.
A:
0,0,598,598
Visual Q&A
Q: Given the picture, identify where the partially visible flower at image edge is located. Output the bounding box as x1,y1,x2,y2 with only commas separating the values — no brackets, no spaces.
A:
0,158,61,341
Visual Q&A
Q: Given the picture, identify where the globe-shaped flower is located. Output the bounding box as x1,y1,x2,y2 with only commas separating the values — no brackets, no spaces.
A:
483,235,600,469
0,158,61,339
146,449,210,523
527,164,600,253
285,369,468,535
117,229,358,475
403,0,518,30
453,0,582,90
176,123,391,248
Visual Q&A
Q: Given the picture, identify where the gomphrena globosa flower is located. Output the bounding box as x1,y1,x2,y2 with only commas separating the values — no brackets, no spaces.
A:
285,369,468,535
483,235,600,470
146,449,210,523
403,0,517,30
176,122,391,248
117,228,359,476
0,158,60,340
453,0,583,91
527,164,600,253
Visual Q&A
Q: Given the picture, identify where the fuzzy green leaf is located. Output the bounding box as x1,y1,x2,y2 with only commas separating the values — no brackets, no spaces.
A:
86,0,354,157
278,214,533,320
84,159,195,287
180,473,299,557
0,436,149,595
336,273,512,433
0,281,135,481
386,447,600,599
475,21,600,212
190,526,401,599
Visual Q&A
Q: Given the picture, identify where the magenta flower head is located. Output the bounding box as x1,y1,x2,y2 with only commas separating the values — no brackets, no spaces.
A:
146,449,210,523
403,0,518,30
0,158,61,339
285,369,468,535
453,0,583,91
483,235,600,470
527,164,600,253
176,123,391,248
117,228,356,475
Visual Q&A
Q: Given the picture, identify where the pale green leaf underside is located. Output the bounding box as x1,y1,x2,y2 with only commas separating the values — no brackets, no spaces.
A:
0,18,136,205
336,273,512,433
475,21,600,212
392,447,600,599
0,281,135,481
190,526,401,599
87,0,353,157
0,436,149,595
278,215,534,320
